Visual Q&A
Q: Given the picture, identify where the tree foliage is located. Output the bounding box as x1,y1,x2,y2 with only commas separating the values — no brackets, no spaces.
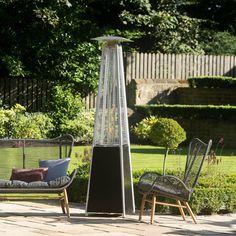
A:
120,0,204,53
0,0,235,105
0,0,100,96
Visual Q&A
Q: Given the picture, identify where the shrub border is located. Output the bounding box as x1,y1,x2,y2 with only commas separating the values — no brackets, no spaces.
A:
67,171,236,215
187,76,236,88
135,104,236,121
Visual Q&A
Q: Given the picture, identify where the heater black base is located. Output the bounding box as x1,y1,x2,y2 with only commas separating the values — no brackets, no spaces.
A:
86,146,124,214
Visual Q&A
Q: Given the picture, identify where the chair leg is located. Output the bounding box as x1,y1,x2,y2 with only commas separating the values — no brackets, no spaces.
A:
183,201,197,224
150,195,156,224
59,193,66,214
176,200,186,221
139,193,147,221
63,189,70,218
60,200,66,214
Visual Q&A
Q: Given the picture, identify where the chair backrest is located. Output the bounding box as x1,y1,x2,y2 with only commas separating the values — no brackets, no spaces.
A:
183,138,212,190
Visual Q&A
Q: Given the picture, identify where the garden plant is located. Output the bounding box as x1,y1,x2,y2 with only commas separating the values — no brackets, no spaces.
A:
133,116,186,174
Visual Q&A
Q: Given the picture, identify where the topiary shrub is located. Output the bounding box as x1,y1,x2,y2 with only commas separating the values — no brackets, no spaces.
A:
150,118,186,149
149,118,186,174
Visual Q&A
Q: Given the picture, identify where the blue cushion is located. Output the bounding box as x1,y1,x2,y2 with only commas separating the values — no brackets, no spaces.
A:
39,158,70,181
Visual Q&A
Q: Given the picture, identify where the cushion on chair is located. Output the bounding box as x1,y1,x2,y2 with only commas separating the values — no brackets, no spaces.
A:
0,179,12,187
10,168,48,183
11,180,28,188
48,176,71,188
39,158,70,182
0,177,70,189
27,181,49,188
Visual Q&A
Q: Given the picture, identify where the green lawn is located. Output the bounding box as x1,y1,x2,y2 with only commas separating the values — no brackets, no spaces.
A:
72,144,236,174
0,144,235,179
131,145,236,174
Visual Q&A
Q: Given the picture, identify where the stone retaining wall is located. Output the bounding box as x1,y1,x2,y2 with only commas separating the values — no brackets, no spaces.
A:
127,79,236,107
126,79,187,107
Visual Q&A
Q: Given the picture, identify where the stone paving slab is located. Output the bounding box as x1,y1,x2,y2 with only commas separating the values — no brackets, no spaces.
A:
0,201,235,236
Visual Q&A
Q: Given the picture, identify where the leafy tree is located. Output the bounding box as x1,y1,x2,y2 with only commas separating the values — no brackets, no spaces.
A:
201,31,236,55
47,85,85,136
181,0,236,55
0,0,235,113
0,0,100,97
119,0,204,53
185,0,236,33
149,118,186,175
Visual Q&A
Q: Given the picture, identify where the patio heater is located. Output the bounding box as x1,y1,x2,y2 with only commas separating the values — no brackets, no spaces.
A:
86,36,135,216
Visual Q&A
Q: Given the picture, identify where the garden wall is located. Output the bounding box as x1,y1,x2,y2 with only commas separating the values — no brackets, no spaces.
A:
126,79,187,106
127,80,236,107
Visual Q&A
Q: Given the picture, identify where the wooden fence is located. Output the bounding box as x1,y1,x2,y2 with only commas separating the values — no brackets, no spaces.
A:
0,77,51,111
1,53,236,110
125,53,236,82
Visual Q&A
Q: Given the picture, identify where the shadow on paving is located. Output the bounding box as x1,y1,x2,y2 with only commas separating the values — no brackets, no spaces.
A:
0,202,236,236
165,229,236,236
204,218,236,228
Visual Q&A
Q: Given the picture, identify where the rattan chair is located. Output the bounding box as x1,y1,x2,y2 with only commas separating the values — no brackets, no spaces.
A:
138,138,212,224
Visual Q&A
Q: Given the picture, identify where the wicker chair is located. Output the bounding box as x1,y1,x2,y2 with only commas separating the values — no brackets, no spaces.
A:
138,138,212,224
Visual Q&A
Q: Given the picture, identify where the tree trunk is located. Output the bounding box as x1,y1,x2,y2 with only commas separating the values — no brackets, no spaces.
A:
163,147,169,175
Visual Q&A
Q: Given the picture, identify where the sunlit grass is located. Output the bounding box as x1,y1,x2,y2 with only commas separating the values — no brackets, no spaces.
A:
0,144,234,179
71,144,236,174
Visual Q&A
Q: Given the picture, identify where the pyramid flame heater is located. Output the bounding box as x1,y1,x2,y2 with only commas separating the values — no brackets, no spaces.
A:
86,36,135,216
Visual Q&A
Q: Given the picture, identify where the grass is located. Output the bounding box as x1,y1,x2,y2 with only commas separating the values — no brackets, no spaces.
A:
0,144,235,179
71,144,236,174
130,145,186,171
131,145,236,174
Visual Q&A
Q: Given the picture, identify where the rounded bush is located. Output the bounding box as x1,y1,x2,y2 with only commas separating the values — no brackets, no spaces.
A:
149,118,186,149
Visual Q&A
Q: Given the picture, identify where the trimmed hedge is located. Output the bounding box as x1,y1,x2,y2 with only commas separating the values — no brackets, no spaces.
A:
187,76,236,88
67,168,236,215
191,187,236,214
135,104,236,121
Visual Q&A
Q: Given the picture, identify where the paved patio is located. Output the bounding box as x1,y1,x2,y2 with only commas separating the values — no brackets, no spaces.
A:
0,201,235,236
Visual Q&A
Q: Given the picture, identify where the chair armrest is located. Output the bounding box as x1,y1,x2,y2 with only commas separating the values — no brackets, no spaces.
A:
69,169,77,180
137,172,162,193
61,169,77,190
